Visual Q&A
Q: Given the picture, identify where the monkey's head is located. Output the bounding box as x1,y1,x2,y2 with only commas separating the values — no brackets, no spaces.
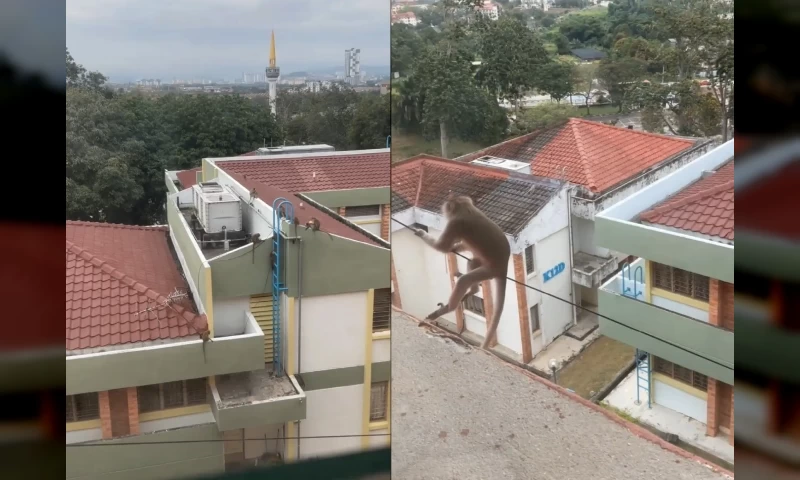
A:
441,194,474,218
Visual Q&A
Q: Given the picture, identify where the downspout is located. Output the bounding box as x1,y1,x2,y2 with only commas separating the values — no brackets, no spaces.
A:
566,186,577,326
296,234,303,460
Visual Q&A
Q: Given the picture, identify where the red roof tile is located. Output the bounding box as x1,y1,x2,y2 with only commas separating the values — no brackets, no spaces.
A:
218,152,390,193
226,172,385,247
457,118,696,193
176,167,202,189
66,221,207,351
640,161,734,242
392,155,561,235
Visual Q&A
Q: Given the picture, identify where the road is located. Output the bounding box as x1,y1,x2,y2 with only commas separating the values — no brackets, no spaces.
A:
391,311,731,480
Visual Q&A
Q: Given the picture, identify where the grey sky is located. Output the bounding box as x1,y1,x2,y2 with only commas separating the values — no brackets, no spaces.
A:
66,0,390,82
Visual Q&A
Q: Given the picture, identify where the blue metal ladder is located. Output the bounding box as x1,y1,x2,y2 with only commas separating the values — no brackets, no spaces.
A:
271,198,295,376
634,349,651,408
621,262,644,300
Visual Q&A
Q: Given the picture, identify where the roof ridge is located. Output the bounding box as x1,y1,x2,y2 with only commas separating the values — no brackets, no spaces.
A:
570,117,695,145
569,119,598,191
66,221,169,232
453,130,540,162
66,241,204,332
640,179,734,221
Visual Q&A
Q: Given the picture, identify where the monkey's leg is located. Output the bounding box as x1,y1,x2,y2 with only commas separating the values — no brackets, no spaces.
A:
426,266,493,320
481,275,508,349
455,258,482,302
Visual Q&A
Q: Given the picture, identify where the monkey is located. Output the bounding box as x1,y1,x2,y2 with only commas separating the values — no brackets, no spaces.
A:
414,193,510,350
249,187,259,204
199,329,211,363
304,217,321,231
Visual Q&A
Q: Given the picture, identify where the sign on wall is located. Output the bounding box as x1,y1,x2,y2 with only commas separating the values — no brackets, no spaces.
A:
543,262,566,283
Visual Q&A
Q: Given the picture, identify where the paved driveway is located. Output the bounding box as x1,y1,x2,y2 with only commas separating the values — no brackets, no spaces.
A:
391,311,731,480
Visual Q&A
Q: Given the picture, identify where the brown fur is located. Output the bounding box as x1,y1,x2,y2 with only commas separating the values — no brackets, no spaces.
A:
415,194,510,349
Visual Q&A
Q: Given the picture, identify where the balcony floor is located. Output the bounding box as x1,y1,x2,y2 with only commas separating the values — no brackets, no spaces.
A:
215,367,297,408
566,305,599,341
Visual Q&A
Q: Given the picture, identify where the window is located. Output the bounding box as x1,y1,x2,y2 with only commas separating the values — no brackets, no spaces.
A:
345,205,381,217
137,378,208,413
370,381,389,422
651,263,710,301
652,356,708,392
529,304,541,333
462,294,485,317
372,288,391,333
66,393,100,422
524,245,535,274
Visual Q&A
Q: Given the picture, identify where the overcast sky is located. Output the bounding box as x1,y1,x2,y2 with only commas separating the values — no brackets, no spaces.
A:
65,0,390,82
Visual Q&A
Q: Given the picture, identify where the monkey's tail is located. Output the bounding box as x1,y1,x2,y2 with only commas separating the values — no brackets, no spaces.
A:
486,276,507,347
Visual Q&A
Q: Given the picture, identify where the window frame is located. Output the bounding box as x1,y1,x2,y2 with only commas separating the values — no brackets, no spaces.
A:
529,304,541,334
66,392,100,423
369,381,389,422
137,378,208,414
372,288,392,333
652,356,709,392
462,293,485,317
651,263,710,302
524,245,535,275
344,205,381,218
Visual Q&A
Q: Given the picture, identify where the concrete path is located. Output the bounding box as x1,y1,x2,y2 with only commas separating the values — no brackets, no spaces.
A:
391,311,732,480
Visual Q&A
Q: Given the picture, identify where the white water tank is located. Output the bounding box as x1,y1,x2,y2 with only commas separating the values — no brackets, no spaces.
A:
192,182,242,234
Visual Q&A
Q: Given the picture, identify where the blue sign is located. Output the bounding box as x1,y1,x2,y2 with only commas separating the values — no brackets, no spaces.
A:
543,262,566,283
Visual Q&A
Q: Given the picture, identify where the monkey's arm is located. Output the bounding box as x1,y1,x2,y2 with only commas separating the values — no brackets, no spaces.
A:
418,224,460,253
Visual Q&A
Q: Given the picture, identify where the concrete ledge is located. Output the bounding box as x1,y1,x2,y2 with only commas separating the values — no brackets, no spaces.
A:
591,358,636,404
395,307,734,479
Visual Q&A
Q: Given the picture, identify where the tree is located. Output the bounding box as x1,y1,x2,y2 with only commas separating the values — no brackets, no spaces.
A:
348,93,391,149
414,43,484,158
478,16,550,115
629,80,722,137
558,13,608,47
537,61,575,104
571,63,599,115
597,56,647,111
66,48,110,96
509,103,578,136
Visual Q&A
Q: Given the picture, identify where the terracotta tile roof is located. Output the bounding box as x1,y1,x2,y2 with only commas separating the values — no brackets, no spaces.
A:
737,158,800,241
226,172,385,247
218,152,390,193
176,167,202,189
392,155,561,236
640,161,735,242
456,118,696,193
66,221,207,352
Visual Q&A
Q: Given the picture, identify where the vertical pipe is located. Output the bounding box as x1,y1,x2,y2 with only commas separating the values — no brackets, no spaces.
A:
565,187,577,325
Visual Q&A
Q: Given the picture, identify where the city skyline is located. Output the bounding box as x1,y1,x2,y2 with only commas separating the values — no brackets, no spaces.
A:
66,0,390,83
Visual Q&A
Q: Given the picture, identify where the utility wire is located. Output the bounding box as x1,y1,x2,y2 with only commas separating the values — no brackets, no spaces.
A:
66,433,390,447
391,217,731,371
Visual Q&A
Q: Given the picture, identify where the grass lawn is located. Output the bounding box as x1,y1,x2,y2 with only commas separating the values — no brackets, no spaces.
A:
391,129,488,163
557,335,635,399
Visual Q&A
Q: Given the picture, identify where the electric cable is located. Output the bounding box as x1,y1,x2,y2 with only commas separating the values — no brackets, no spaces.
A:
391,216,731,371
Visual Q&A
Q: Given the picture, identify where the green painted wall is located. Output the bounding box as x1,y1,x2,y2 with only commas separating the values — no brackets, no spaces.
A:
210,240,273,299
167,198,212,314
67,332,264,395
595,217,734,283
67,423,223,480
212,391,306,431
599,289,733,384
303,187,390,209
282,225,390,297
165,173,179,194
299,362,391,391
202,158,218,182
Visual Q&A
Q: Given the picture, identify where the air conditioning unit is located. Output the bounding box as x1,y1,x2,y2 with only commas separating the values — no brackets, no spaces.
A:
192,182,242,234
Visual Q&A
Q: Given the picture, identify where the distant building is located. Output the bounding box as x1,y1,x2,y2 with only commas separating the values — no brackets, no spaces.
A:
345,48,361,86
391,12,419,26
266,30,281,115
477,1,499,20
570,48,607,62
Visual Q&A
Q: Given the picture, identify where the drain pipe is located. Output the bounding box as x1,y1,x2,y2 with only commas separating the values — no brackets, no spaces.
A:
294,224,304,460
566,186,577,326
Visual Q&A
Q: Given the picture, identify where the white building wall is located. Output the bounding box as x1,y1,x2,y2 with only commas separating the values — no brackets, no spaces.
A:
214,295,250,337
571,216,610,257
651,294,709,322
653,380,708,424
530,227,574,348
294,291,369,373
373,337,390,364
298,384,363,459
392,229,439,322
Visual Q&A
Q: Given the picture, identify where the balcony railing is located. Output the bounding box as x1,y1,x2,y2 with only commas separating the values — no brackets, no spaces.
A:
598,259,734,384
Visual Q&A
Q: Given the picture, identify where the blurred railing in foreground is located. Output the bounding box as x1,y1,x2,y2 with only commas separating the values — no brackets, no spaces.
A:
195,448,390,480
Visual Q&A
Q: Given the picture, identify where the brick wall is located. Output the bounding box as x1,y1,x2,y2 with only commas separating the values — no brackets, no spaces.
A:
706,278,734,439
380,204,390,241
706,380,719,436
513,254,533,363
97,388,140,439
719,280,734,330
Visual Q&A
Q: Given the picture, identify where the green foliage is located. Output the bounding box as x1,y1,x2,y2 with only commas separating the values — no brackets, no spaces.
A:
597,56,647,111
348,93,391,149
558,12,608,47
478,16,549,110
628,80,722,137
537,61,575,104
509,103,578,136
66,48,112,97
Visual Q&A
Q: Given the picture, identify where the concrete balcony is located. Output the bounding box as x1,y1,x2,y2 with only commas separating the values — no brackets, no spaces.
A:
598,259,734,384
210,370,306,431
571,251,621,288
